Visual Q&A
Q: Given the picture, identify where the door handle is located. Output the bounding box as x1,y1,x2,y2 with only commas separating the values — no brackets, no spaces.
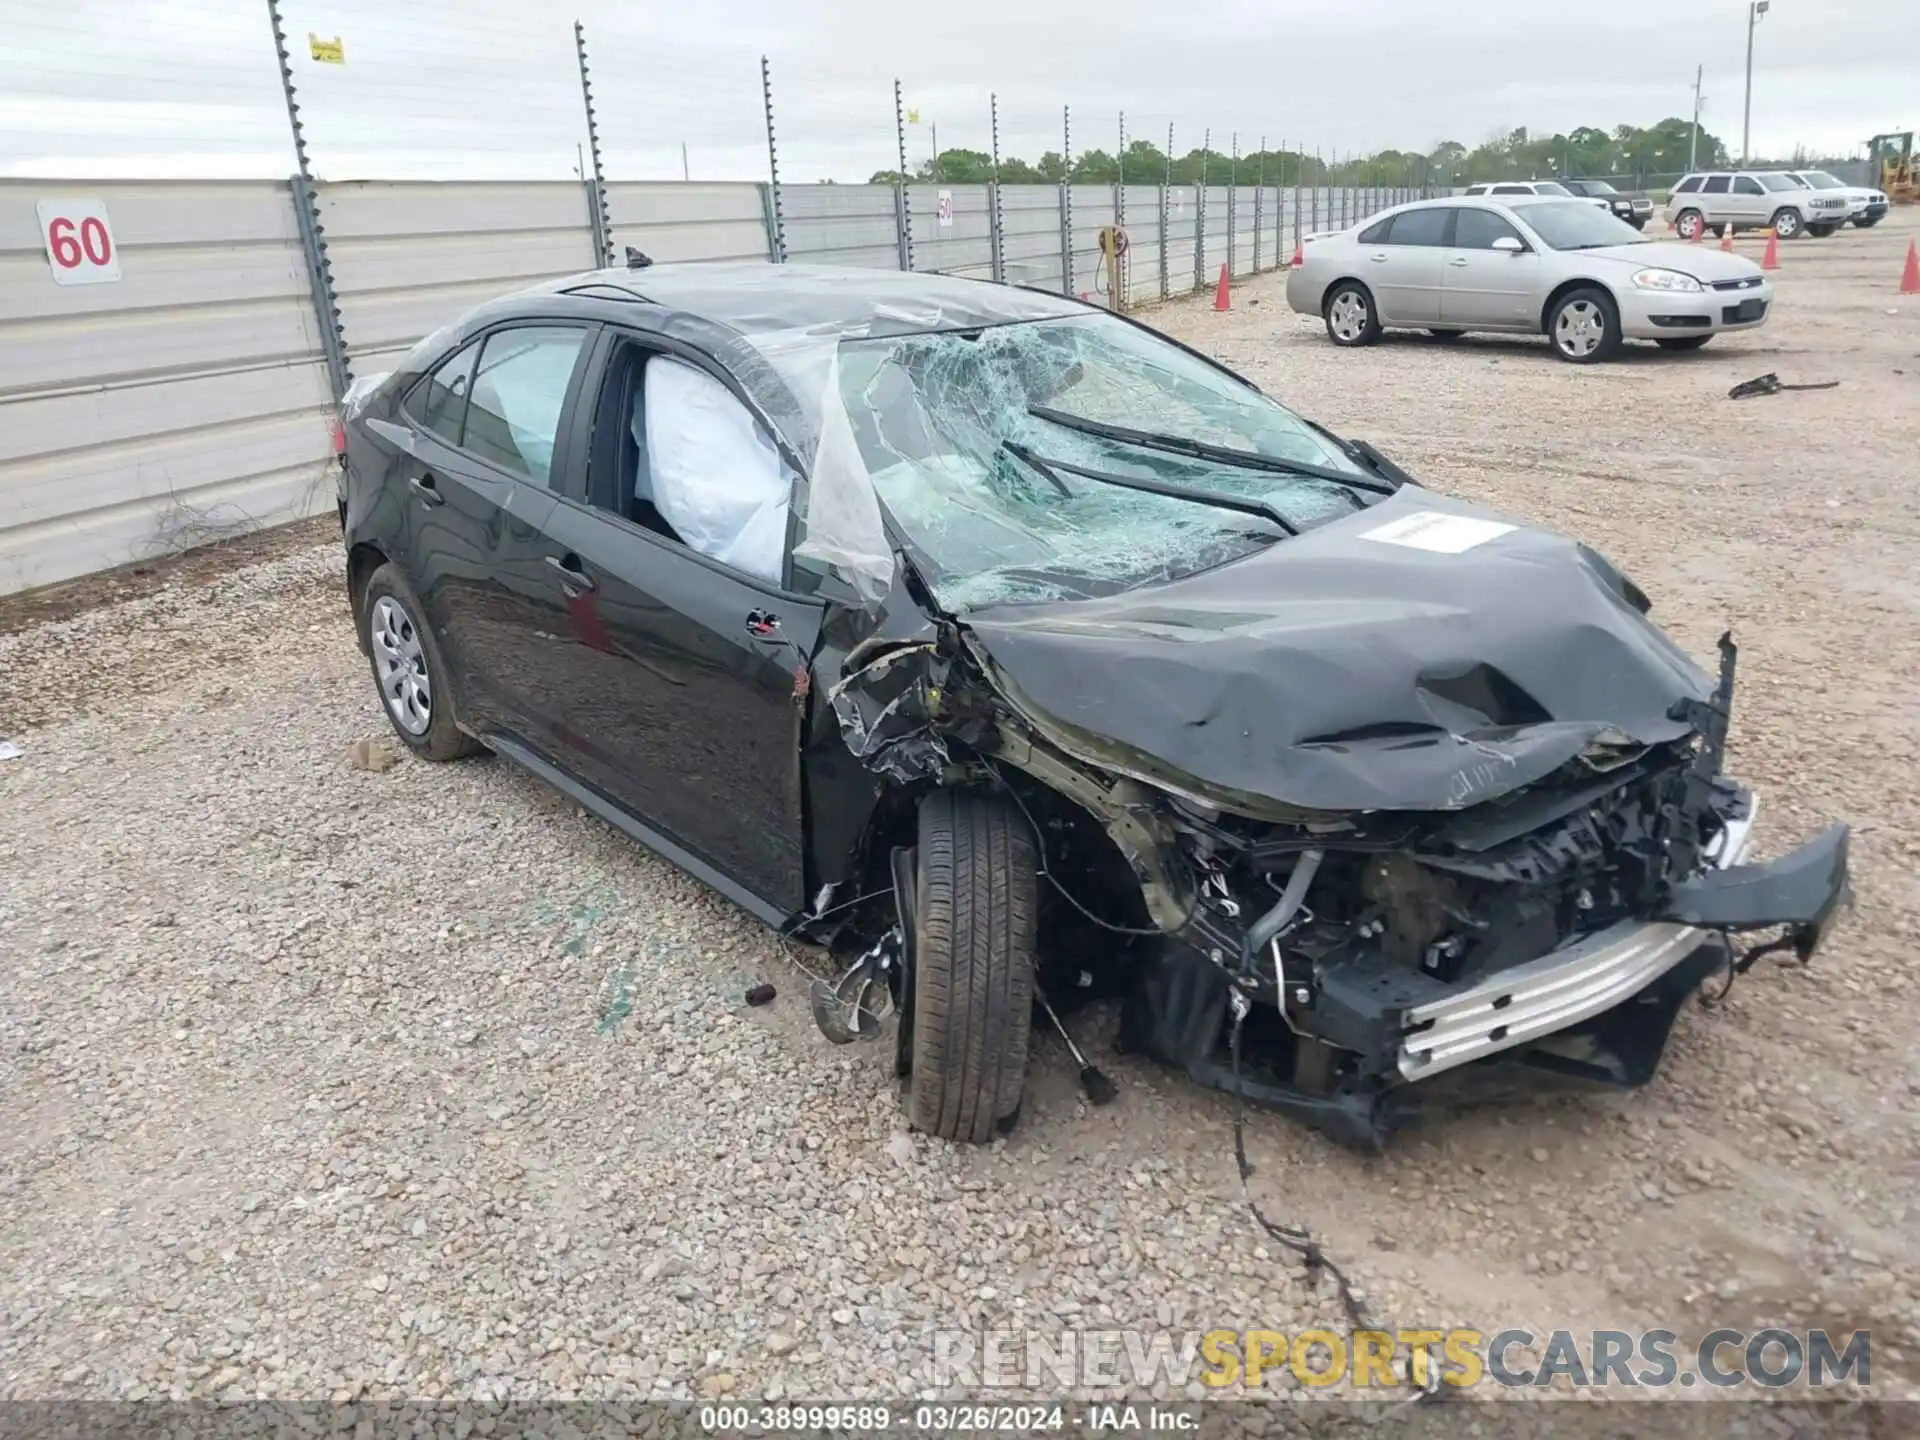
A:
409,474,445,507
545,553,595,592
1367,253,1388,263
1449,257,1470,267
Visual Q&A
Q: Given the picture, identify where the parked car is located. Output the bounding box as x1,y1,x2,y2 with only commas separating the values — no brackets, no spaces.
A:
1286,196,1773,362
1462,180,1610,212
1559,178,1655,230
336,262,1848,1151
1783,169,1890,228
1663,170,1850,240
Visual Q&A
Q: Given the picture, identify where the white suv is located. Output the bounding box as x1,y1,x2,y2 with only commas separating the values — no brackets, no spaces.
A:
1663,171,1850,241
1463,181,1610,212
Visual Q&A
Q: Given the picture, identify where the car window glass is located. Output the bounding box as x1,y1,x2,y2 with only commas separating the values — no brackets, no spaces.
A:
1385,207,1450,246
1674,176,1703,193
1733,176,1764,195
1358,217,1392,243
1702,176,1730,194
462,326,589,486
1491,185,1532,195
408,341,479,446
1453,208,1523,250
1464,185,1487,195
1757,173,1797,192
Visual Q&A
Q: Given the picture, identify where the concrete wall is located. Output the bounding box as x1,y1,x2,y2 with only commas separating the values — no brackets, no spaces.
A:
1,175,1380,596
0,179,337,596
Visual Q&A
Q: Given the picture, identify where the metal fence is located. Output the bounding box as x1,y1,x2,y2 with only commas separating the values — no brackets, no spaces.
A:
0,1,1439,594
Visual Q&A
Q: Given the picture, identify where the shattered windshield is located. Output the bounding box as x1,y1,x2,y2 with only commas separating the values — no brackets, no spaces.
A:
836,313,1367,610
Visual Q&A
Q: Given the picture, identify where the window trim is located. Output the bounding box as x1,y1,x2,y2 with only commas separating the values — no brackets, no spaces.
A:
400,319,599,492
401,338,482,447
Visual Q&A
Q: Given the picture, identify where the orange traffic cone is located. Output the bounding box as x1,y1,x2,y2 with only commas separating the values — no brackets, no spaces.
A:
1761,231,1780,271
1213,262,1230,311
1719,227,1735,254
1687,219,1703,244
1289,241,1302,267
1902,240,1920,296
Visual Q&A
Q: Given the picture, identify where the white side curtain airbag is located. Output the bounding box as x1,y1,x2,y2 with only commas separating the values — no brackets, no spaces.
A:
644,356,791,585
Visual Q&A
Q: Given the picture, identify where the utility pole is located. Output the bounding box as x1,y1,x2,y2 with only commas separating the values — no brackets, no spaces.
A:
1742,1,1770,165
1689,65,1705,171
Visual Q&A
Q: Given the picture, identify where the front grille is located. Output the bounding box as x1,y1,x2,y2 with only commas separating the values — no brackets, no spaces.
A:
1711,276,1764,291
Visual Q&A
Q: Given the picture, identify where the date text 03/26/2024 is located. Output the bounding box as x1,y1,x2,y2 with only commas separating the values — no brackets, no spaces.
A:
698,1405,1196,1432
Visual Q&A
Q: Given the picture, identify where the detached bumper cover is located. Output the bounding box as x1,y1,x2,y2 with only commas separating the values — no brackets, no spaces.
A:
1398,799,1849,1081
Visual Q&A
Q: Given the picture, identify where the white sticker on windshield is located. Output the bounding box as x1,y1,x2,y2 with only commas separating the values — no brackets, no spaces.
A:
1359,511,1516,554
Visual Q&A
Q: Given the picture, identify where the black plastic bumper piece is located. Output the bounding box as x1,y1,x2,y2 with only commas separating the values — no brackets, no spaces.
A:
1657,822,1850,936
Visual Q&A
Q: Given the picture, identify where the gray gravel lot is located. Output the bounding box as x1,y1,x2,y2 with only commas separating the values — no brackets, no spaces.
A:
3,212,1917,1407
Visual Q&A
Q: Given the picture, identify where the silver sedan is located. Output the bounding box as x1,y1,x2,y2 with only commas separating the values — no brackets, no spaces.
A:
1285,196,1773,363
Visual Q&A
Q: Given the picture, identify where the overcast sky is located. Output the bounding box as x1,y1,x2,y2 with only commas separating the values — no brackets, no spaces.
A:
1,0,1907,182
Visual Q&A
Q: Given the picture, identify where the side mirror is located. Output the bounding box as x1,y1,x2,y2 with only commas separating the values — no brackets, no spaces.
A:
1492,236,1527,254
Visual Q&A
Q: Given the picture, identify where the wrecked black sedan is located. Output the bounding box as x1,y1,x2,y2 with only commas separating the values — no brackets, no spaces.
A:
336,261,1849,1150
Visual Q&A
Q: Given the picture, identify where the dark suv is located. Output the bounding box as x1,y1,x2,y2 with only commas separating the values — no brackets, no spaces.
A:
1559,178,1655,230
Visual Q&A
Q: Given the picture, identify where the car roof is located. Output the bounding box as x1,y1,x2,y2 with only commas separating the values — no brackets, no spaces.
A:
521,261,1086,339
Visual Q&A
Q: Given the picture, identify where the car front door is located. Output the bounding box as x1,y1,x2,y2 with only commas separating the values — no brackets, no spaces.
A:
1363,207,1451,323
521,333,823,918
1439,206,1540,328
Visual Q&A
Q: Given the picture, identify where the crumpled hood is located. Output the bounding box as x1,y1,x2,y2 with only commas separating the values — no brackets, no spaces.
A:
962,488,1713,814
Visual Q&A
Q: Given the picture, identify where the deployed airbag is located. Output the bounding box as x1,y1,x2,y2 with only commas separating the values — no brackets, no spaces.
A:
645,356,792,584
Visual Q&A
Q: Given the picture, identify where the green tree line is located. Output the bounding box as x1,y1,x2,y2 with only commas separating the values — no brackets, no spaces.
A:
868,117,1735,187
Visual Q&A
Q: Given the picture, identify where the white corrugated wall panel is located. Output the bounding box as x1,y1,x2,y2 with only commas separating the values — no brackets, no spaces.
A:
783,186,902,270
606,182,769,265
318,180,599,368
0,179,334,596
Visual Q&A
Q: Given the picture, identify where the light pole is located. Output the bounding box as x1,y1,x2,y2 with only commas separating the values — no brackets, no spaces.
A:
1742,0,1769,165
1690,64,1705,171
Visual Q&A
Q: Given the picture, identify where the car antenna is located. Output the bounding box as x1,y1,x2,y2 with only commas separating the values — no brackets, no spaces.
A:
624,247,653,269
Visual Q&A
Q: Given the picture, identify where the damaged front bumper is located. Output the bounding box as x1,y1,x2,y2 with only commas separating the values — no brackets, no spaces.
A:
1400,798,1848,1080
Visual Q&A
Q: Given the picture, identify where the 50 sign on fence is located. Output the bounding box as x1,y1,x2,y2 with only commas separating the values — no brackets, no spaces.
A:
36,199,122,285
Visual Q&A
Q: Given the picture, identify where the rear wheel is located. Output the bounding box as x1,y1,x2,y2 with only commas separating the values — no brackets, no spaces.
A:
1323,281,1382,347
1656,336,1714,352
1709,222,1728,239
1808,223,1838,238
906,790,1037,1144
1853,217,1880,228
361,564,481,762
1674,209,1705,241
1548,287,1622,364
1770,208,1803,240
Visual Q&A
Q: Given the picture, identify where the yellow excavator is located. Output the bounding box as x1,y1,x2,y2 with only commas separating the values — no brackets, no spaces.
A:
1867,132,1915,204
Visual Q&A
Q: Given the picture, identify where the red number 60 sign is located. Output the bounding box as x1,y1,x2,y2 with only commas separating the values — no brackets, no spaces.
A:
36,199,123,286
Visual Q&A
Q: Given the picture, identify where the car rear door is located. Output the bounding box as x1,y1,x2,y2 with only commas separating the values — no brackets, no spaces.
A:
1698,174,1732,224
1364,207,1451,323
1728,174,1769,226
522,331,824,918
1439,206,1539,328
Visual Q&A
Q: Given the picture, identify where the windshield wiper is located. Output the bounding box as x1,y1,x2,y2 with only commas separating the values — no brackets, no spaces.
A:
1028,405,1396,495
1001,441,1299,536
997,439,1073,498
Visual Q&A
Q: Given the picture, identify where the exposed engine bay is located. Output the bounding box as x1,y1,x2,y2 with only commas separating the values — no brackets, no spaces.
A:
807,519,1852,1150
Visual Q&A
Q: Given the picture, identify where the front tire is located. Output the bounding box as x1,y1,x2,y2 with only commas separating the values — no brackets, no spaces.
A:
1853,217,1880,229
362,563,480,762
907,791,1037,1144
1323,281,1382,347
1770,208,1803,240
1548,287,1622,364
1656,336,1714,352
1808,224,1837,238
1674,209,1705,241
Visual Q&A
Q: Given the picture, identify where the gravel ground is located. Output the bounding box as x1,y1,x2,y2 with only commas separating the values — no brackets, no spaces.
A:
3,212,1916,1411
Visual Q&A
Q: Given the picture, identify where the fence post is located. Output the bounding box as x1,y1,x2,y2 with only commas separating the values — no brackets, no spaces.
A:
1161,124,1173,301
759,56,787,263
1114,110,1126,311
266,0,348,399
1059,105,1074,296
988,93,1006,283
1226,133,1238,280
289,175,349,402
1253,136,1265,272
893,79,914,271
573,21,612,267
1194,128,1209,293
